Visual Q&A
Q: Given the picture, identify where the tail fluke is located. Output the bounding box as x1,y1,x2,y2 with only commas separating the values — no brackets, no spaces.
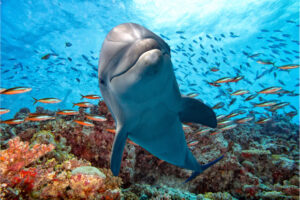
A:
32,97,38,105
184,155,224,183
80,94,84,100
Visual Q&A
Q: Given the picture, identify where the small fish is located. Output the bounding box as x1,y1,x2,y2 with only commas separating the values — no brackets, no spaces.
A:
74,120,94,127
56,110,79,115
230,76,243,83
256,60,274,65
85,114,107,122
235,116,254,124
269,102,290,112
216,114,226,121
106,128,116,134
217,119,233,126
229,98,236,107
195,128,212,135
0,118,24,125
208,82,221,87
212,102,225,109
186,92,199,98
0,87,32,95
41,54,52,60
0,108,10,115
210,130,223,136
231,90,249,96
73,102,93,108
176,31,184,34
256,117,271,124
253,101,277,107
65,42,72,47
225,111,242,119
248,53,261,58
210,67,219,72
26,114,55,121
286,111,297,118
80,94,101,100
214,77,233,83
245,94,258,101
188,141,199,147
33,97,62,105
277,64,299,70
258,87,282,94
219,124,237,131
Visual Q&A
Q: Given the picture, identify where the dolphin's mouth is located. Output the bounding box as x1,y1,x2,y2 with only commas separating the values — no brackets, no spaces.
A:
110,42,168,82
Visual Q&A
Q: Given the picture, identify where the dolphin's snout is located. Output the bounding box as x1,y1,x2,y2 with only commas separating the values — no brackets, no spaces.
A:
134,38,161,56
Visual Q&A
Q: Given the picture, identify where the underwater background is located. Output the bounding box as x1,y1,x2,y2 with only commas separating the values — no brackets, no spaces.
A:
0,0,299,199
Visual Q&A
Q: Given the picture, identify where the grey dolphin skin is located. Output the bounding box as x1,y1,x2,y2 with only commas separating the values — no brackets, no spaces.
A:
98,23,224,183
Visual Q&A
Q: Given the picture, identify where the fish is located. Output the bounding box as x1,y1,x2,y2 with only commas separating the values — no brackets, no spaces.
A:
256,60,275,65
212,102,225,109
256,117,271,124
106,129,116,134
0,118,24,125
277,64,300,70
253,101,277,107
25,115,55,121
231,90,249,96
210,67,219,72
268,102,290,112
98,23,223,182
65,42,72,47
72,102,93,108
56,110,79,115
195,128,212,135
186,92,199,98
33,97,62,105
0,87,32,95
258,87,282,94
248,53,261,58
85,114,107,122
217,119,233,126
235,116,254,124
74,120,94,127
219,124,237,131
214,77,233,84
80,94,101,100
225,111,242,119
230,76,243,83
0,108,10,115
188,141,199,147
41,54,51,60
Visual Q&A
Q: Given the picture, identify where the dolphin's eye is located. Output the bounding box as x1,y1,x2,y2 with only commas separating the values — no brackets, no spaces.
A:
100,79,106,85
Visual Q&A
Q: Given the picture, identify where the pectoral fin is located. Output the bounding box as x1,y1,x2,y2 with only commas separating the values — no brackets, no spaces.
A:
110,127,129,176
179,97,217,128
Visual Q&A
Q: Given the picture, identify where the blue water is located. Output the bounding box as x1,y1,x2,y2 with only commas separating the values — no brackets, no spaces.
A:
0,0,299,124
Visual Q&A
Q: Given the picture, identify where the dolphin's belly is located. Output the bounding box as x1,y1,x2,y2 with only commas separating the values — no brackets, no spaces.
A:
127,102,188,167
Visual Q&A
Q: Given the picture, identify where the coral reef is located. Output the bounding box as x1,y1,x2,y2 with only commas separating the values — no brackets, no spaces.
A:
0,102,299,199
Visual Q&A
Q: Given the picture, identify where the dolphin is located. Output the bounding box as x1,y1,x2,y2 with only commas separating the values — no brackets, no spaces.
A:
98,23,224,182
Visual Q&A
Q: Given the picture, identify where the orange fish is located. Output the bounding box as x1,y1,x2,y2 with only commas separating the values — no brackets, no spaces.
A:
0,118,24,125
277,64,299,70
74,120,94,127
85,114,107,122
235,116,254,124
210,130,222,136
214,77,233,84
0,108,10,115
208,82,221,87
106,129,116,134
33,97,62,105
231,90,249,96
73,102,93,108
80,94,101,100
56,110,79,115
195,128,212,135
0,87,32,95
256,60,274,65
256,118,271,124
253,101,277,107
188,141,199,147
258,87,282,94
26,115,55,121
